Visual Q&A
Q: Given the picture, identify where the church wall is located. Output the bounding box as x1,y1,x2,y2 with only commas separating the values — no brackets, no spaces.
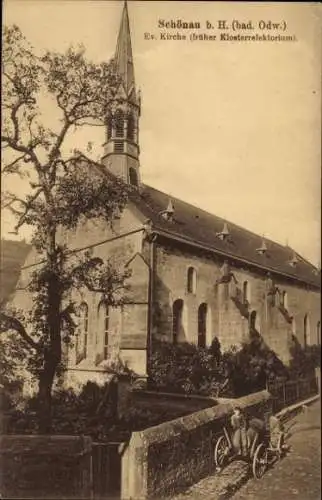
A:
11,206,149,393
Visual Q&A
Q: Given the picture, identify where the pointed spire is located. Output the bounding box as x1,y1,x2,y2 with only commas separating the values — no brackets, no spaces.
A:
115,0,135,96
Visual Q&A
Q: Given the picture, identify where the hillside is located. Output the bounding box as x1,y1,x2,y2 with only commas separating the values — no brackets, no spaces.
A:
0,239,31,304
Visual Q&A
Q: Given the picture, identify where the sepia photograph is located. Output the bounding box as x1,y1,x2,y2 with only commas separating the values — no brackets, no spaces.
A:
1,1,321,499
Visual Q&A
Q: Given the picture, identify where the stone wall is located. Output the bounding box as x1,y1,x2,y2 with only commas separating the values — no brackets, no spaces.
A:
131,389,217,414
121,390,272,499
0,435,92,499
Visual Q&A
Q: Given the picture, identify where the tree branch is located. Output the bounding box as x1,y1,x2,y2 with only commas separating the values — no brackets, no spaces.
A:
2,134,42,172
0,312,41,351
1,154,26,175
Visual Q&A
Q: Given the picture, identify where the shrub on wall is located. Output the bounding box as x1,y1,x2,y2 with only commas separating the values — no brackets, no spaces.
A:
149,339,226,396
288,337,321,378
3,380,197,439
222,336,288,397
150,336,289,398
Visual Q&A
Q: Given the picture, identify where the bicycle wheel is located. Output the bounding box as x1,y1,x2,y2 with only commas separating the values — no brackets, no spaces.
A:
252,443,268,479
214,435,230,468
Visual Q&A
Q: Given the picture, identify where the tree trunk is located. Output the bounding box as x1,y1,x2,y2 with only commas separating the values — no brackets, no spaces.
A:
37,254,62,433
38,360,57,434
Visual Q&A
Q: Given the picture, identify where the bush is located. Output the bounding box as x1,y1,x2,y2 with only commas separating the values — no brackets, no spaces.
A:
150,335,290,398
3,379,193,439
149,339,226,396
289,337,320,378
222,336,288,397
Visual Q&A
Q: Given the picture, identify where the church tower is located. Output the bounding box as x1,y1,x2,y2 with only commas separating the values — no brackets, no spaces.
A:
102,0,141,187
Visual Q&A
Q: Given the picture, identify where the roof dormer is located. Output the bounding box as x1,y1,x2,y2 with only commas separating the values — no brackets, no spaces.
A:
160,198,174,222
216,222,230,241
289,250,299,267
256,238,268,255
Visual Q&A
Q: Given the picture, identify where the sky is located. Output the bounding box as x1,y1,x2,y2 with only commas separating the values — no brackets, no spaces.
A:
2,0,321,266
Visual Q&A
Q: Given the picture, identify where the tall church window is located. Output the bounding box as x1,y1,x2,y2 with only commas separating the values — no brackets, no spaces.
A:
98,301,109,360
75,302,89,364
187,267,197,294
223,282,229,310
317,321,321,346
115,110,124,137
172,299,184,345
198,303,208,348
129,167,138,186
250,310,260,333
242,281,250,305
281,291,288,309
304,313,310,347
127,113,135,141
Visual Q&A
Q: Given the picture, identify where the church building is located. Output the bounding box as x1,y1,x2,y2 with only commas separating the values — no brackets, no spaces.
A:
15,2,321,389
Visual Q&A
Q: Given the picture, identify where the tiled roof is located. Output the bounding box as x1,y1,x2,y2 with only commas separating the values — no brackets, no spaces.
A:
130,184,320,289
88,158,320,289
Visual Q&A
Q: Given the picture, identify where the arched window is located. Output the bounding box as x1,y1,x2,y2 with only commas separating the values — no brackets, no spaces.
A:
127,113,135,141
172,299,184,345
281,291,288,309
304,314,310,347
275,289,280,306
223,283,229,311
250,310,259,332
242,281,250,304
198,303,207,348
114,110,124,138
76,302,89,364
129,167,138,187
98,301,109,360
187,267,197,294
317,321,321,346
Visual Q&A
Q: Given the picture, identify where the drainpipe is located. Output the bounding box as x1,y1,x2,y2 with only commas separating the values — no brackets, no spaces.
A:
146,233,157,382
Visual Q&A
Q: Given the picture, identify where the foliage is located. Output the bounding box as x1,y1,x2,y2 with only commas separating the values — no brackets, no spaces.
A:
0,333,26,411
288,336,320,378
1,25,132,432
150,333,320,399
222,335,288,397
3,381,193,440
149,336,290,398
149,339,226,396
